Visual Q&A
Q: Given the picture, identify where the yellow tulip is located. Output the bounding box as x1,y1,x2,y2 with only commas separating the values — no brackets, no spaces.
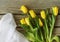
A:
25,17,30,25
52,7,58,16
29,10,36,18
40,10,46,19
20,18,26,24
20,5,28,14
39,19,43,27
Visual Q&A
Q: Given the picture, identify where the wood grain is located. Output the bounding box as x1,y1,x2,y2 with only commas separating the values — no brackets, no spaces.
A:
0,0,60,14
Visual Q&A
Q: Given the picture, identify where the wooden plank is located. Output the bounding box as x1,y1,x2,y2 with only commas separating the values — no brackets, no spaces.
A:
53,28,60,35
16,27,60,36
0,0,60,14
0,15,60,26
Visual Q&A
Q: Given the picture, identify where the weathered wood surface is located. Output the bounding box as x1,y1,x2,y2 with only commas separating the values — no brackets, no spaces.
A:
0,0,60,14
0,0,60,36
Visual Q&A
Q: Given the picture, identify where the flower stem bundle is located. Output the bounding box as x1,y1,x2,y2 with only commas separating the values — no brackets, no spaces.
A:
20,5,59,42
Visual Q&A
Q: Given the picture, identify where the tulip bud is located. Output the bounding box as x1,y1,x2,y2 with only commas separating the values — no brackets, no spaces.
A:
20,5,28,14
52,7,58,16
39,19,43,27
40,10,46,19
25,17,30,25
20,18,26,24
29,10,36,18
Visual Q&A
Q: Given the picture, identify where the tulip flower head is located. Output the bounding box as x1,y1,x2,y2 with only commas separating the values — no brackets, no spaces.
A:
29,10,36,18
25,17,30,25
52,6,58,16
20,18,26,24
40,10,46,19
39,19,43,27
20,5,28,14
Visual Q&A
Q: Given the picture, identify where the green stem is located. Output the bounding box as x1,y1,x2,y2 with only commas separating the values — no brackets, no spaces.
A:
44,19,49,38
50,15,56,39
43,26,46,40
29,25,34,32
35,30,41,42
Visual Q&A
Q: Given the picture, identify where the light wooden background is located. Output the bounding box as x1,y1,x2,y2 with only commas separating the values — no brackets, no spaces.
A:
0,0,60,36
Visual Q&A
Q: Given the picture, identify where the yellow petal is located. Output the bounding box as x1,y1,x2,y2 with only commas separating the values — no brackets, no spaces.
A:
20,5,28,14
25,17,30,25
29,10,36,18
40,10,46,19
39,19,43,27
20,18,26,24
52,7,58,16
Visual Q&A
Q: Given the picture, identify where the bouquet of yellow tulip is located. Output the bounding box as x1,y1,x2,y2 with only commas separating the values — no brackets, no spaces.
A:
19,5,59,42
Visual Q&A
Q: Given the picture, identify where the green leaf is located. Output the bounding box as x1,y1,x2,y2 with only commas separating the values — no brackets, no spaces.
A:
49,15,56,38
52,36,59,42
26,32,35,42
33,28,38,32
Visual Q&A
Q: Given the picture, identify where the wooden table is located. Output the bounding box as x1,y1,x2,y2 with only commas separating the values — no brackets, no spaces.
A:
0,0,60,36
